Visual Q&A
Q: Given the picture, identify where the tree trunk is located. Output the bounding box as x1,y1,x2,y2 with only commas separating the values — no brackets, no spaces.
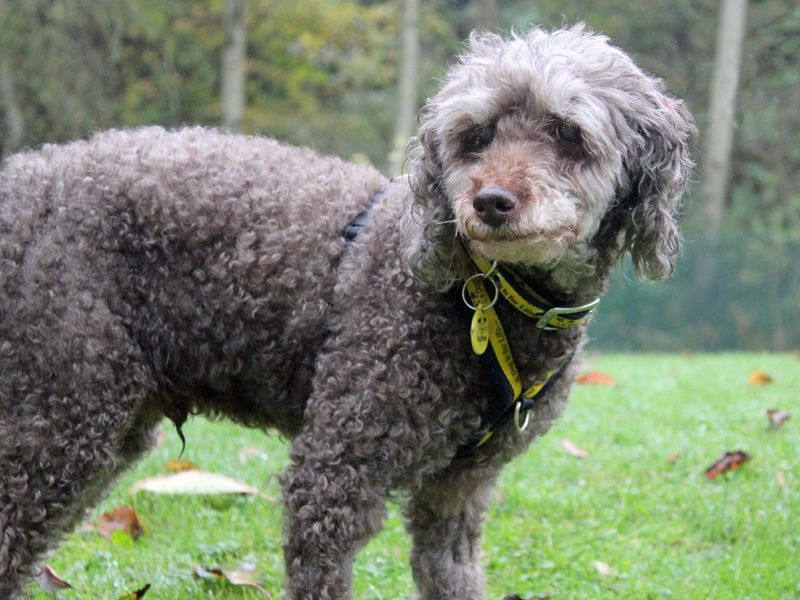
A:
388,0,419,176
693,0,748,295
0,0,24,153
701,0,748,239
222,0,246,131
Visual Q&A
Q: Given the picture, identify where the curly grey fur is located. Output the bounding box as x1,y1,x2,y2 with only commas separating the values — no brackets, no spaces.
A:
0,26,693,599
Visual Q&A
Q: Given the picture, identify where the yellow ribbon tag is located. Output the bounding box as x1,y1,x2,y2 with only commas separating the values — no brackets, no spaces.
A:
471,307,491,355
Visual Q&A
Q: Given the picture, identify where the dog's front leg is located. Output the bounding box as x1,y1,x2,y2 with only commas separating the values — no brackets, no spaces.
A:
404,463,500,600
281,405,407,600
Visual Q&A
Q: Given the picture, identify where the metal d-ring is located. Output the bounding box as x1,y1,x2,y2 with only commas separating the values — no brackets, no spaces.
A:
461,265,500,312
514,401,531,431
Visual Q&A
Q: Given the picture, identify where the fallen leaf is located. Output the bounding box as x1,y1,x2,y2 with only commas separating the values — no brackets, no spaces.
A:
561,439,589,459
666,452,681,465
164,459,198,473
776,471,786,491
576,371,615,385
194,565,226,581
592,560,613,576
705,450,751,479
767,409,791,429
131,470,259,495
35,564,72,593
98,505,143,541
194,565,270,597
748,371,773,385
118,583,151,599
226,569,270,592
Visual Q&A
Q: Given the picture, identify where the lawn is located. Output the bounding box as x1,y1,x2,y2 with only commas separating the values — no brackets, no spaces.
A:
29,354,799,599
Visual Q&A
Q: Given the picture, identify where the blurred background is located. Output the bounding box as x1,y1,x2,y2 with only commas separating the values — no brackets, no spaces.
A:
0,0,797,351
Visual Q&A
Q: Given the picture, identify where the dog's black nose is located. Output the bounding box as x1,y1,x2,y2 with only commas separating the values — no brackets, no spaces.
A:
473,187,518,227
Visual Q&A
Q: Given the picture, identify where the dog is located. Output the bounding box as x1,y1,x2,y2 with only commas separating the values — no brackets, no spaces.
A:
0,25,693,599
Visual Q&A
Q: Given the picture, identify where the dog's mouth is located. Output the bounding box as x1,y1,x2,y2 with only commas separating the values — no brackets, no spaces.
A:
461,216,579,245
460,216,580,266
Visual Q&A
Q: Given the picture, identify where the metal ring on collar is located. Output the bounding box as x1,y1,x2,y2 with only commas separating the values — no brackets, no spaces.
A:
514,401,531,431
461,267,500,312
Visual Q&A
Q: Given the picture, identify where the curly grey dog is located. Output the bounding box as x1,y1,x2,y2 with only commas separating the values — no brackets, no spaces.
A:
0,26,693,599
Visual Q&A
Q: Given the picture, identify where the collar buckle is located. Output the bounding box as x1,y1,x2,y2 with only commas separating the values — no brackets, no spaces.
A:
536,298,601,330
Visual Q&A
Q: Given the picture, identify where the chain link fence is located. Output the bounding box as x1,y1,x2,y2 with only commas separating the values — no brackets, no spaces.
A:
589,236,800,351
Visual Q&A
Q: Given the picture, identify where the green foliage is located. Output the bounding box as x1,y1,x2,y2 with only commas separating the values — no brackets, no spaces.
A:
28,354,800,598
245,0,401,161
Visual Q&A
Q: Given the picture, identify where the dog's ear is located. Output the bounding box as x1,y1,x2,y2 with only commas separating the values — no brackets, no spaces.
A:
405,102,458,288
621,96,695,280
408,116,443,207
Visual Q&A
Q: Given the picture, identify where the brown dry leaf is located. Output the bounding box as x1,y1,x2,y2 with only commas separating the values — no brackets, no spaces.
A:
705,450,751,480
131,470,259,495
767,409,791,429
35,564,72,593
193,565,270,597
164,459,198,473
748,371,773,385
666,452,681,465
98,505,144,541
576,371,615,385
118,583,151,599
561,439,589,459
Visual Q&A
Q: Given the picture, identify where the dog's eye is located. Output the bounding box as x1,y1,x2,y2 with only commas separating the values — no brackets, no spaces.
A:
461,124,496,156
555,122,581,144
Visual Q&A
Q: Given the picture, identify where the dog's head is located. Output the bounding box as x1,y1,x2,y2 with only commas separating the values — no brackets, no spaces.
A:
408,25,695,288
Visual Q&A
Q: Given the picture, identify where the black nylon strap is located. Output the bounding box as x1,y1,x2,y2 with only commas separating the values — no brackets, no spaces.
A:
455,353,572,458
342,190,385,243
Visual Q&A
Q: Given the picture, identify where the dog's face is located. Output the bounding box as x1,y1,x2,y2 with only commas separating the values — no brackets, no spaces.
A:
410,26,695,285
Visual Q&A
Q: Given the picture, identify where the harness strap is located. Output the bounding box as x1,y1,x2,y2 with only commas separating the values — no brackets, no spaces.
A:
455,239,598,457
456,353,573,456
342,190,385,243
456,264,575,457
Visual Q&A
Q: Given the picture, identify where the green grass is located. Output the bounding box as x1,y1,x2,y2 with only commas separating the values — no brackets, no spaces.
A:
30,354,799,599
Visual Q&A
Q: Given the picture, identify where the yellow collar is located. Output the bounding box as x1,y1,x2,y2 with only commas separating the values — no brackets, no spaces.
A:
462,240,600,330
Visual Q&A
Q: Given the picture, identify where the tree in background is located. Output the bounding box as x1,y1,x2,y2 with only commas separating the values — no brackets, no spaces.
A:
0,0,23,152
388,0,419,176
221,0,246,131
701,0,748,241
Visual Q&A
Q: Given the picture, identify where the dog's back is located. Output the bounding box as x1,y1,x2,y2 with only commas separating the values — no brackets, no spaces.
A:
0,127,386,430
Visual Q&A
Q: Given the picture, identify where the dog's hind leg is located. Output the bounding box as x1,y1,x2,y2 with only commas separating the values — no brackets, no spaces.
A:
404,464,500,600
0,317,155,598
